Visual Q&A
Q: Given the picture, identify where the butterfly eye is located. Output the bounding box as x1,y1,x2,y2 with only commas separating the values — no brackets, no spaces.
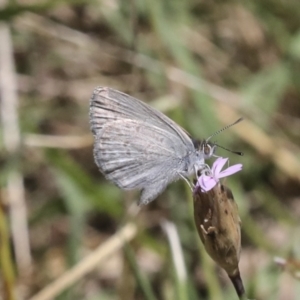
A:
204,144,211,156
202,143,216,159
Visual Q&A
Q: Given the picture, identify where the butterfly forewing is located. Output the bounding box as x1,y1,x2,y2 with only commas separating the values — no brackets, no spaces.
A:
90,87,194,148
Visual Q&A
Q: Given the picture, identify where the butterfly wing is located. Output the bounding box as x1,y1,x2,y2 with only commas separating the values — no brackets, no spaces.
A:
90,87,194,149
94,119,191,205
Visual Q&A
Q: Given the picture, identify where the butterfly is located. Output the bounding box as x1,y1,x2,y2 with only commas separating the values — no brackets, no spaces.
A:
90,87,241,205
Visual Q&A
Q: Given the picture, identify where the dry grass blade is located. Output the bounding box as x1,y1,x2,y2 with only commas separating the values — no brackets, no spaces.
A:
0,4,31,276
216,103,300,182
24,133,93,149
29,223,137,300
161,220,187,282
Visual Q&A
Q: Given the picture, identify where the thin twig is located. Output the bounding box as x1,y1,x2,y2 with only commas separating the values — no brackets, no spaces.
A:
0,8,32,277
29,223,137,300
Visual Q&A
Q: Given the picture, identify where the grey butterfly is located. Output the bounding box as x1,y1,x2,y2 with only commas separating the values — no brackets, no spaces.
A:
90,87,238,205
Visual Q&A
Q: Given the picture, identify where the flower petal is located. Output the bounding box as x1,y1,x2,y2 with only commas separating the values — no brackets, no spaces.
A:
198,175,218,191
218,164,243,178
212,157,228,176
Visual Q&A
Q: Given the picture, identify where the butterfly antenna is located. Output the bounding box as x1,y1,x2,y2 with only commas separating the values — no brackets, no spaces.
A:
213,143,243,156
206,118,243,141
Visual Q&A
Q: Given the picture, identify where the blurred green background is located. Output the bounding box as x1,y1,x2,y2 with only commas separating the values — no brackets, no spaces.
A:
1,0,300,299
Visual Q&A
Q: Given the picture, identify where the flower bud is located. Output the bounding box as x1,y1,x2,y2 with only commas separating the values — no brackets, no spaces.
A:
193,182,246,299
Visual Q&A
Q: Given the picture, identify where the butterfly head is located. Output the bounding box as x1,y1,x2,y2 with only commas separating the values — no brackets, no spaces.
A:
200,140,217,159
194,117,244,160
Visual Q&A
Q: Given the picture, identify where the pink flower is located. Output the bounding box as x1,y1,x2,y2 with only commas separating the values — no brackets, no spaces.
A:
196,157,242,192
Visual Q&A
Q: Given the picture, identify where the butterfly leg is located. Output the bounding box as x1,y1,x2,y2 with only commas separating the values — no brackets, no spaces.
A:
177,172,194,191
194,164,211,178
